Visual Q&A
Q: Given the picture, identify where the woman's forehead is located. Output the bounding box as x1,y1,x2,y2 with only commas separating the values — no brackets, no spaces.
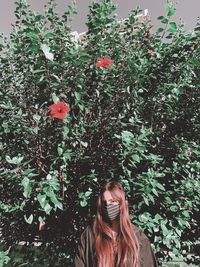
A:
102,190,117,201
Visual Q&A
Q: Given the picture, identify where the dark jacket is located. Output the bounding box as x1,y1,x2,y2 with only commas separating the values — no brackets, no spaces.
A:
74,223,158,267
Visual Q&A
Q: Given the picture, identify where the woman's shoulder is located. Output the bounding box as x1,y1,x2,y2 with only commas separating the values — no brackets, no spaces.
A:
79,223,96,249
80,223,95,238
131,223,150,242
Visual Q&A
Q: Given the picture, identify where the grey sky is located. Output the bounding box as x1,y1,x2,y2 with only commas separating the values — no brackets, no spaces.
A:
1,0,199,35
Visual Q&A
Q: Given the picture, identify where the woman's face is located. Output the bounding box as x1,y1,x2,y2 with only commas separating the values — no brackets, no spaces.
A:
103,190,119,205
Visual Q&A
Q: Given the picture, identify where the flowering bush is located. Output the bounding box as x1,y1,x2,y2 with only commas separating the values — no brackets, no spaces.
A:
0,0,200,266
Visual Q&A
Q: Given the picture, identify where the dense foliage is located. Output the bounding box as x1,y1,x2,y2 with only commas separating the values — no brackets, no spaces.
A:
0,0,200,266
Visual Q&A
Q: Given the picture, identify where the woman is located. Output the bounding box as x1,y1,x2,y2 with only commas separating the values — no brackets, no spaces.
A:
74,181,158,267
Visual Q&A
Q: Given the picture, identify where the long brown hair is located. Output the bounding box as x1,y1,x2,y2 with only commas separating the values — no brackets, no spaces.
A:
93,181,140,267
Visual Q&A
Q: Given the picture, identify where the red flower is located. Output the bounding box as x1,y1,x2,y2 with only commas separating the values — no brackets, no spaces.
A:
147,49,155,56
96,57,113,68
44,4,47,8
49,101,70,120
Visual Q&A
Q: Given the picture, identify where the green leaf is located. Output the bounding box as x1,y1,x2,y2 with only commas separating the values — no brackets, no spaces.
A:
48,190,63,210
80,53,91,61
139,212,151,223
131,154,140,163
44,203,52,214
80,199,88,207
175,228,182,236
22,177,32,198
32,127,39,134
32,69,45,74
152,188,159,197
27,32,40,42
33,114,41,122
161,223,169,236
24,214,33,224
156,27,164,33
177,218,186,227
121,130,134,144
156,183,165,191
75,92,81,101
6,155,24,165
38,216,46,223
37,194,47,208
168,22,177,33
157,16,168,24
0,104,12,110
85,191,92,197
80,141,88,147
170,205,178,212
35,15,42,22
63,126,69,140
154,214,162,222
63,151,72,162
166,35,173,39
143,196,149,206
57,146,63,156
52,74,61,83
148,193,155,203
0,250,10,265
182,210,190,218
95,89,100,98
52,93,59,103
55,201,63,210
78,103,84,111
44,32,55,39
167,6,176,17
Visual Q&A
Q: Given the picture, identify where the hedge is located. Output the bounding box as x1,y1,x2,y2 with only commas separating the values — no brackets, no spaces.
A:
0,0,200,266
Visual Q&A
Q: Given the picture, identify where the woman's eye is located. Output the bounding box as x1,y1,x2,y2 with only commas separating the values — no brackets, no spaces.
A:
103,200,118,204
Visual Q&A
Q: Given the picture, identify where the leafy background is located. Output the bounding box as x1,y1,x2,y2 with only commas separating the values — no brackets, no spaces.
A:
0,0,200,266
